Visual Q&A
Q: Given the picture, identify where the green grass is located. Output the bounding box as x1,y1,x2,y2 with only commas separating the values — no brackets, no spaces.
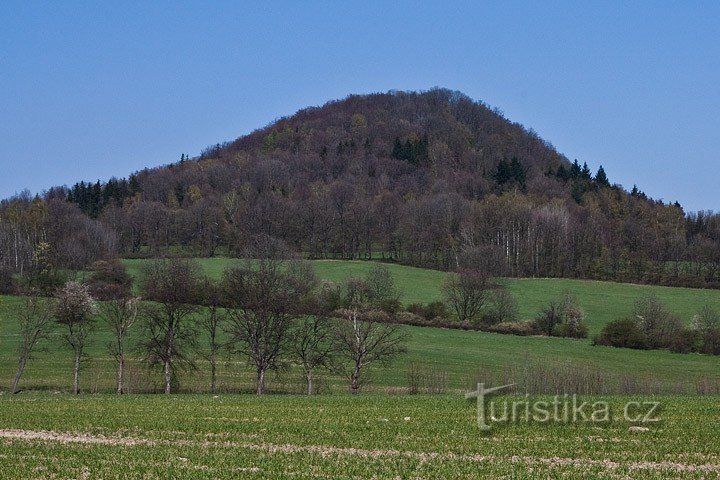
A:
3,259,720,477
124,257,720,334
0,393,718,478
1,292,718,395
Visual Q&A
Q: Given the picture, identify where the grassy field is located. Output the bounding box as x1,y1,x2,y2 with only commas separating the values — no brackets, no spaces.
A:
2,259,719,478
1,294,718,396
124,257,720,334
0,393,717,478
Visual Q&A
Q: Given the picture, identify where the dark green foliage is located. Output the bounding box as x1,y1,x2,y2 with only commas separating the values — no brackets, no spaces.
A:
595,165,610,187
390,135,428,165
594,318,648,349
67,178,134,217
570,160,582,178
493,158,526,189
555,164,570,181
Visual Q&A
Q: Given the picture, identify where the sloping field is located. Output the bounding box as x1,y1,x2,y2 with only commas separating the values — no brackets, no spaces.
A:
124,258,720,333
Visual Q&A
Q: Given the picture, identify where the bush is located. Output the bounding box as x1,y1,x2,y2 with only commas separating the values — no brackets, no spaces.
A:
482,289,519,326
633,295,683,349
0,268,14,294
692,306,720,355
486,320,538,336
670,328,700,354
552,317,588,339
593,318,648,349
534,293,588,338
700,329,720,355
408,301,450,322
88,259,133,300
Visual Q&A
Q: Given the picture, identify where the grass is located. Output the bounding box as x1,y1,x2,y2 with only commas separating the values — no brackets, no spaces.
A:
124,257,720,334
2,259,720,477
0,393,718,478
1,293,718,395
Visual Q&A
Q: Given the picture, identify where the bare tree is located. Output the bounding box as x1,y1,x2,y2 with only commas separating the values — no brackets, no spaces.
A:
101,297,140,394
224,259,311,395
198,277,225,394
11,295,53,393
291,312,335,395
140,259,201,394
333,308,407,394
442,269,492,324
54,281,96,394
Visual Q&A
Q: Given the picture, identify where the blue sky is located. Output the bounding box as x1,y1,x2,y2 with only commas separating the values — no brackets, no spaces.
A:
2,1,719,211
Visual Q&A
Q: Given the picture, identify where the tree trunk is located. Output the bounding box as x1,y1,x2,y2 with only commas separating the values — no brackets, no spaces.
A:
257,368,266,395
306,369,313,395
73,350,81,395
165,321,174,394
12,356,27,394
210,354,217,394
117,353,125,395
351,365,360,394
164,358,172,394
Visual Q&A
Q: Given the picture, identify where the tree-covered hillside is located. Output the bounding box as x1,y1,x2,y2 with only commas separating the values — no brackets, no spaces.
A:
2,89,719,287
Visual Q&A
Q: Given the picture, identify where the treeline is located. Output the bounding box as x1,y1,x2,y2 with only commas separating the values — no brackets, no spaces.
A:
2,89,720,288
10,259,408,395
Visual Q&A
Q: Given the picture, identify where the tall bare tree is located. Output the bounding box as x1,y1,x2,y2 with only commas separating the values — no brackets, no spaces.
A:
224,259,311,395
101,297,140,394
333,309,407,394
11,295,53,393
140,259,201,394
290,287,335,395
54,281,96,394
198,277,225,394
331,275,408,393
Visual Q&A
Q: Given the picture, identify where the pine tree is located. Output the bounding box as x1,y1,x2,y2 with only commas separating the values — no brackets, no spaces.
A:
595,166,610,187
581,162,592,179
569,160,580,178
391,137,403,160
556,164,570,181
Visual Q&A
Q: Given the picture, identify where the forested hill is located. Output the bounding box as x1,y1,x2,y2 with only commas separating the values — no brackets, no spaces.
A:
2,89,719,287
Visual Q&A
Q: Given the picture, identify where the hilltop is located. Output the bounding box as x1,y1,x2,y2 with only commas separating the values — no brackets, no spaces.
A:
1,89,719,287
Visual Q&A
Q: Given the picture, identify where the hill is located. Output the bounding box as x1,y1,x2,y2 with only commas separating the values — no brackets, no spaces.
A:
1,89,720,289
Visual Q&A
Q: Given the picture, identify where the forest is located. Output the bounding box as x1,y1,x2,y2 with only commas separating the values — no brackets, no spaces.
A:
1,89,719,289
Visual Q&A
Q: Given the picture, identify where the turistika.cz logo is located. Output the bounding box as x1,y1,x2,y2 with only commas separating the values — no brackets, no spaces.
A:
465,383,661,431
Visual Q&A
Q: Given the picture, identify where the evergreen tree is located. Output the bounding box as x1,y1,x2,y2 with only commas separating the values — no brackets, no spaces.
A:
555,164,570,181
581,162,592,179
595,165,610,187
570,160,582,178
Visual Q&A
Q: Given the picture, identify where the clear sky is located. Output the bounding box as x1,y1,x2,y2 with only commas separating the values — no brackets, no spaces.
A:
2,1,719,211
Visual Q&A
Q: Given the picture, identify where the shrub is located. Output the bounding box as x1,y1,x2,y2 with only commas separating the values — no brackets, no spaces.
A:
593,318,648,349
482,289,519,326
88,259,133,300
408,301,450,322
700,328,720,355
534,293,588,338
552,317,588,339
0,268,14,294
633,295,683,349
487,320,537,336
670,328,700,354
692,306,720,355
